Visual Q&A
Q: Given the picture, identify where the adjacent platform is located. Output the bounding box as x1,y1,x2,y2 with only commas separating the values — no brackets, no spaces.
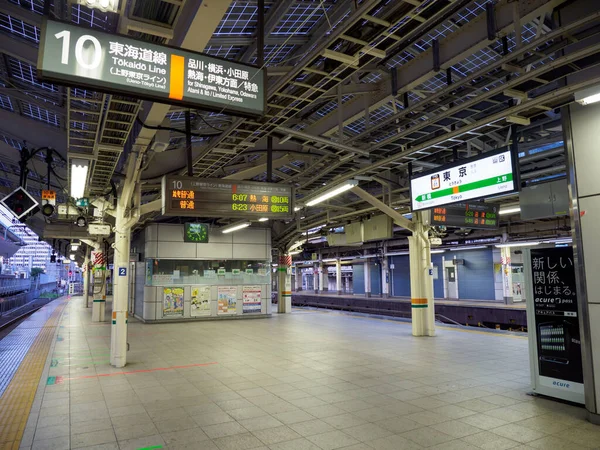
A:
292,292,528,330
2,296,599,450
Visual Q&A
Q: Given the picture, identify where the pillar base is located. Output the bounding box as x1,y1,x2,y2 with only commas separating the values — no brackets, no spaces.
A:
365,292,371,298
588,411,600,425
92,300,106,322
382,293,389,298
504,296,514,305
337,290,342,295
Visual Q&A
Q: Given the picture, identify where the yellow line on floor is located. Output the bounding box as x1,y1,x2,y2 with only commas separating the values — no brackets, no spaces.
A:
0,300,67,450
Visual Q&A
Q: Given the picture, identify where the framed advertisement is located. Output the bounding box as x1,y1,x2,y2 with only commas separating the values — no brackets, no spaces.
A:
242,285,262,314
163,287,184,317
217,286,237,315
524,247,584,404
191,285,211,317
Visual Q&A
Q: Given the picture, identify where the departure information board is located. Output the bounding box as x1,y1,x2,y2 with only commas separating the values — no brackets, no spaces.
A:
161,176,294,219
38,19,265,118
410,147,518,211
430,202,499,229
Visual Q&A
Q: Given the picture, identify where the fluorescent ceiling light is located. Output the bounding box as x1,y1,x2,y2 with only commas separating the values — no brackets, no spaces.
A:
222,222,250,234
431,250,446,254
495,241,540,248
294,206,302,212
450,246,488,251
575,85,600,105
258,217,269,222
322,258,337,262
70,158,90,200
77,0,119,13
499,206,521,215
305,180,358,207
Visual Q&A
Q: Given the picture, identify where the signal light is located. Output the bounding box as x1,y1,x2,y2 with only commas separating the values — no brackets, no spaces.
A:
0,187,39,221
42,203,55,217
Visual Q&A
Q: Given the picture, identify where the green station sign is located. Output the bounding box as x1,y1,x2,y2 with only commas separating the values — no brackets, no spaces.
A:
37,19,265,118
410,147,518,211
162,176,294,219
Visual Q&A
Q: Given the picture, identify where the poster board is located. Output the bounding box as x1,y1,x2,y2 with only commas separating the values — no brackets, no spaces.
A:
163,287,184,317
191,285,211,317
218,286,237,315
242,285,262,314
524,247,584,404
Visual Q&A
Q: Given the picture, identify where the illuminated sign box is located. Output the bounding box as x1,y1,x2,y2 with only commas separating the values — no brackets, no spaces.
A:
410,147,518,212
430,202,499,230
37,19,265,118
161,176,294,219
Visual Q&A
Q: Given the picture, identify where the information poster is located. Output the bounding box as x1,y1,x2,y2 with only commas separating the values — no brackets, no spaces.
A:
218,286,237,315
191,286,211,317
527,247,583,403
243,286,262,314
163,287,184,317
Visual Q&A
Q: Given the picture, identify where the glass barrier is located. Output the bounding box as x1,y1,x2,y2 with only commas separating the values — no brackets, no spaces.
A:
145,258,272,286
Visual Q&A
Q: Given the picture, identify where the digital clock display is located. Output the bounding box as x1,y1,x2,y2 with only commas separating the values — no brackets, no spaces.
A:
162,176,294,219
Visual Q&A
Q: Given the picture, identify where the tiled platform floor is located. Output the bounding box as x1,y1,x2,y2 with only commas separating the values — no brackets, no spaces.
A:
19,296,600,449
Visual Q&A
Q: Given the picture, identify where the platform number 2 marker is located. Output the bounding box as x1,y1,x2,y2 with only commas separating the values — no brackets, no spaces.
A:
118,267,127,277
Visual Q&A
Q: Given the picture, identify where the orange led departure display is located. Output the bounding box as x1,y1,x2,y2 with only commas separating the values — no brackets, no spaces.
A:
162,176,294,219
430,202,499,229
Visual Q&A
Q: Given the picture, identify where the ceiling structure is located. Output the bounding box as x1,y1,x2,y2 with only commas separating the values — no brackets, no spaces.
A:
0,0,599,259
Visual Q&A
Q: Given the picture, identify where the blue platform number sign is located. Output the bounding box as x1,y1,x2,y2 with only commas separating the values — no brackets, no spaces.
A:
118,267,127,277
428,268,433,276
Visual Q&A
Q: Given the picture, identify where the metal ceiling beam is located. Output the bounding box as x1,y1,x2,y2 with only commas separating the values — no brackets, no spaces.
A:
0,108,67,152
1,2,43,27
306,0,569,138
276,127,370,156
209,35,309,47
0,34,38,65
223,153,295,180
0,89,66,116
239,0,297,62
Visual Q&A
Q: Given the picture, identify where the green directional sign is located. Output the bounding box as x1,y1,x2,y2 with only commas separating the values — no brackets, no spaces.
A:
410,147,518,211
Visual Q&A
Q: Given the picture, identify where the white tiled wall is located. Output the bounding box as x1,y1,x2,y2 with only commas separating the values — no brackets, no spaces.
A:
144,224,271,260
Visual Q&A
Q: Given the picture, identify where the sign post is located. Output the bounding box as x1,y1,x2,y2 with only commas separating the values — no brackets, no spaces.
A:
524,246,584,404
410,147,518,211
38,19,265,118
161,176,294,219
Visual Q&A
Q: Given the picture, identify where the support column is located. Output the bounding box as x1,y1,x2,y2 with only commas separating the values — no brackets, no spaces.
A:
408,213,435,337
336,259,342,294
313,263,318,293
91,249,106,322
295,266,302,291
364,258,371,297
277,254,292,313
501,236,514,304
564,99,600,422
382,245,390,298
319,261,327,292
83,250,90,308
110,199,132,368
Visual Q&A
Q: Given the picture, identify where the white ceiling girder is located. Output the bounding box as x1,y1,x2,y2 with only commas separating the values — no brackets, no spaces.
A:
223,153,295,180
308,0,569,138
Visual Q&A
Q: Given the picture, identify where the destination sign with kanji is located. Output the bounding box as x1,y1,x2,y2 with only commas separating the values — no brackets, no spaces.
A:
161,176,294,219
410,147,518,211
38,19,265,118
430,202,499,229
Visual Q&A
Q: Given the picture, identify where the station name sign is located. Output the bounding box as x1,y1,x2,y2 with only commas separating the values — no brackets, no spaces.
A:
161,176,294,219
430,202,499,229
38,19,265,118
410,147,518,212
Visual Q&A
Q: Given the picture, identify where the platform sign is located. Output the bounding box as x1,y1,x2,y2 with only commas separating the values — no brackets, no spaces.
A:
161,176,294,219
410,147,518,211
524,247,584,404
38,19,265,118
430,202,499,229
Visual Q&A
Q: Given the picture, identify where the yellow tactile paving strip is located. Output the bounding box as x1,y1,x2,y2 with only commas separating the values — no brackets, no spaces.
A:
0,300,67,450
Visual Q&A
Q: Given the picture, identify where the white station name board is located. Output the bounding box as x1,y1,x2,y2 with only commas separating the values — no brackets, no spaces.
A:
410,148,518,211
37,19,265,118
